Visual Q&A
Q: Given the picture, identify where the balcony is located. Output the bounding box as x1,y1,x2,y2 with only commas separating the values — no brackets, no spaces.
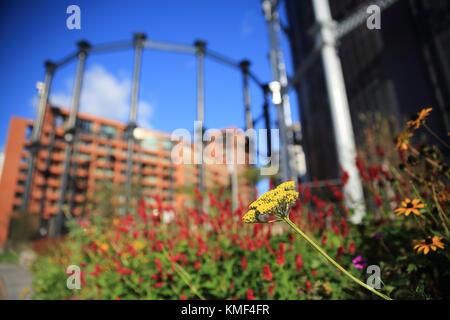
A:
45,190,60,201
51,153,65,162
49,166,64,175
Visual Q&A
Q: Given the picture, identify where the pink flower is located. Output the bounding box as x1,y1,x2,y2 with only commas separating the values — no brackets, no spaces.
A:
352,256,367,270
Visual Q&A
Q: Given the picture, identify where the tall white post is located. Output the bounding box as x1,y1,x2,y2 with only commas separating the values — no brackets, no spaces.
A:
262,0,297,183
312,0,365,223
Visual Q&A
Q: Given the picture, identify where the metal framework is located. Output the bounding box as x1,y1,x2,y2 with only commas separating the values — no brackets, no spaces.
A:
262,0,297,183
284,0,399,223
22,33,275,235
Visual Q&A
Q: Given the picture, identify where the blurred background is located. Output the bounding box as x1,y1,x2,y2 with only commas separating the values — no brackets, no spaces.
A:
0,0,449,300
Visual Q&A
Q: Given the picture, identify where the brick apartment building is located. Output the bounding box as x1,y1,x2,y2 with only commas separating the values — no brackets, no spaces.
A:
0,105,253,247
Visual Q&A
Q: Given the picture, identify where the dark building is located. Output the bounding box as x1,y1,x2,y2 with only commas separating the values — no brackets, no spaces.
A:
284,0,450,181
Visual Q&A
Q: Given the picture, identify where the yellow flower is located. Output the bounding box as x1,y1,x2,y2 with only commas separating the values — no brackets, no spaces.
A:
113,218,120,226
323,282,331,296
242,209,257,223
242,181,298,223
99,243,109,251
406,107,433,130
394,198,425,216
396,131,413,150
413,236,444,255
277,181,296,191
437,191,448,203
133,241,146,250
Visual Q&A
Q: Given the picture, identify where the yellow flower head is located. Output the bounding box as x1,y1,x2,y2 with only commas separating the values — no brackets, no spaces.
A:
394,198,425,216
133,241,146,250
99,243,109,252
323,282,331,296
413,236,444,255
277,181,296,191
242,209,257,223
406,107,433,130
396,131,413,150
242,181,298,223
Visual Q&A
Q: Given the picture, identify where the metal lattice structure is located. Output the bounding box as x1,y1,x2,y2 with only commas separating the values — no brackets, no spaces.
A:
21,33,288,236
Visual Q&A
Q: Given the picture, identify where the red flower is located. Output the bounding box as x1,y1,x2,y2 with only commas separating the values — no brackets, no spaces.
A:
337,245,345,260
241,256,248,271
117,226,129,234
311,269,317,277
341,167,350,186
155,258,163,273
375,195,383,208
246,289,255,300
138,197,148,224
340,217,348,238
321,234,328,245
89,265,102,278
263,264,273,281
276,243,286,266
306,281,312,292
180,295,187,300
194,260,201,271
154,282,164,288
268,285,275,297
349,242,356,254
229,280,235,292
376,145,385,157
296,254,303,273
288,234,295,243
116,265,132,276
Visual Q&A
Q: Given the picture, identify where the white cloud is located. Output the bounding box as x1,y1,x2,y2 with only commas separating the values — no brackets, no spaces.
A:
241,11,256,38
47,64,154,128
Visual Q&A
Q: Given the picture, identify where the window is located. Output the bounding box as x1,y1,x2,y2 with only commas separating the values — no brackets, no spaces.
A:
142,154,158,162
98,124,117,139
162,139,173,151
141,137,158,151
77,119,93,134
79,153,91,161
143,176,157,183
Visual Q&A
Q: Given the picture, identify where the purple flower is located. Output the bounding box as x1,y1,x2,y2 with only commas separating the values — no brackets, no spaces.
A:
352,256,367,270
372,232,384,240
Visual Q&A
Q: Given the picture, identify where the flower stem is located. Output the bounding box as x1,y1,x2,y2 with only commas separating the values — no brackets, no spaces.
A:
423,124,450,149
282,217,392,300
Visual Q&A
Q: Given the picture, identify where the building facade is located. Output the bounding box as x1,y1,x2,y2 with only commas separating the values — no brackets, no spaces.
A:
0,106,252,247
285,0,450,181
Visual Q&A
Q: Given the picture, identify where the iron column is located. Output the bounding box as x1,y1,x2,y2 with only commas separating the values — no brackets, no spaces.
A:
54,41,90,236
194,40,206,198
21,61,56,212
126,33,146,202
311,0,365,223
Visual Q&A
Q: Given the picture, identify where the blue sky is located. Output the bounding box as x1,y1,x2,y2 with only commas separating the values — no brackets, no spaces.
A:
0,0,299,171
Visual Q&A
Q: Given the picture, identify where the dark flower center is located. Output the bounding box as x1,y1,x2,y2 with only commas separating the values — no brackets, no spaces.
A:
425,238,433,245
406,203,414,208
